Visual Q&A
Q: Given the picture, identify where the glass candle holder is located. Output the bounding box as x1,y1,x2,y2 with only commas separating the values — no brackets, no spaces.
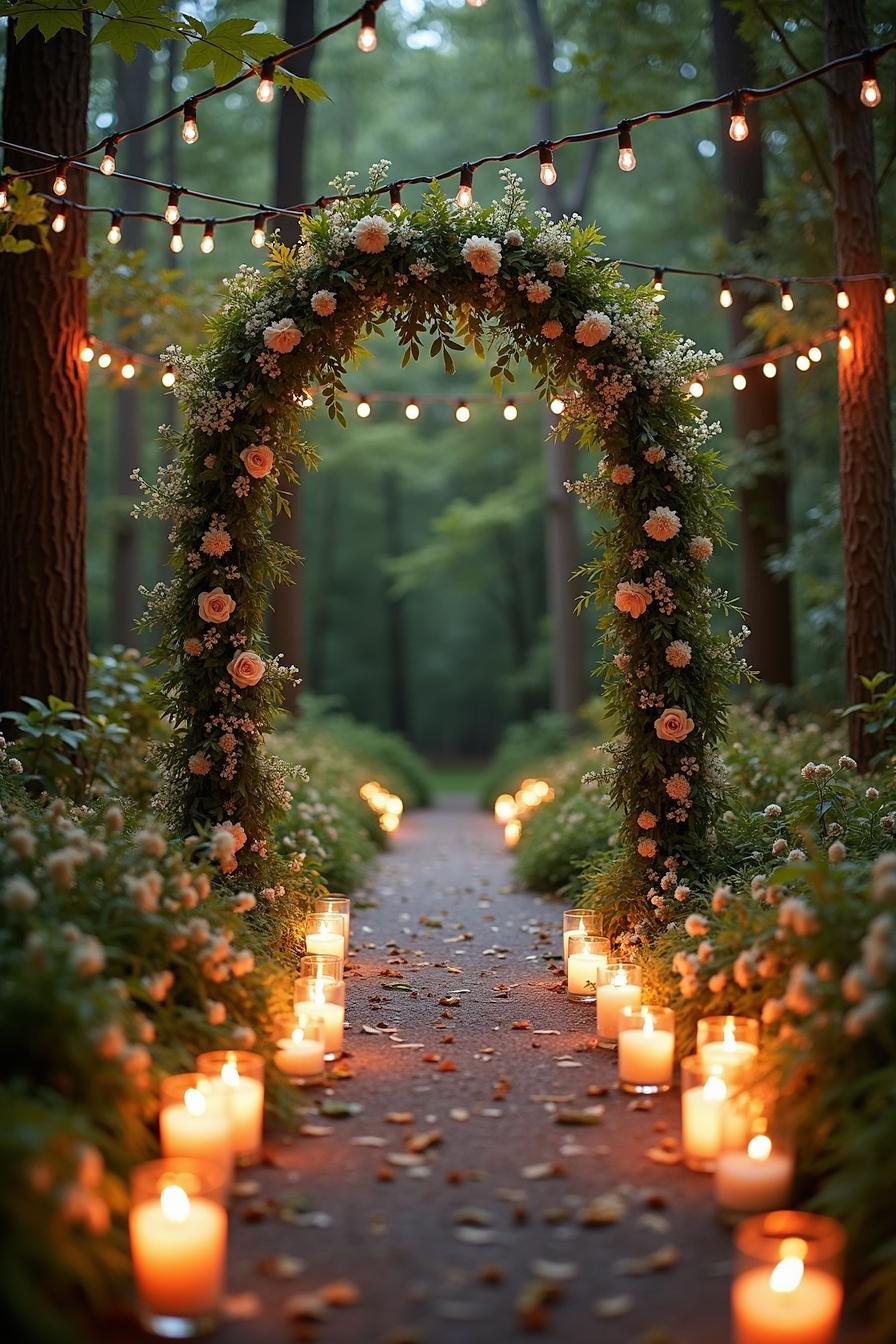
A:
129,1156,228,1337
566,933,610,1002
617,1005,675,1093
274,1012,326,1084
680,1054,750,1172
715,1090,794,1223
304,910,347,965
158,1074,233,1185
697,1014,760,1078
563,909,601,971
299,953,343,984
313,894,351,946
594,962,642,1048
196,1050,264,1167
295,970,345,1060
731,1210,844,1344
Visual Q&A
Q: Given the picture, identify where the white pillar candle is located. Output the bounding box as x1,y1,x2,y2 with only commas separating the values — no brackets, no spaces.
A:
130,1183,227,1321
732,1258,842,1344
219,1060,264,1162
682,1073,728,1169
317,1001,344,1058
567,949,608,999
159,1085,233,1183
274,1027,326,1080
595,977,641,1045
701,1038,758,1075
563,916,589,971
716,1135,794,1215
306,927,345,961
698,1017,759,1079
618,1008,675,1091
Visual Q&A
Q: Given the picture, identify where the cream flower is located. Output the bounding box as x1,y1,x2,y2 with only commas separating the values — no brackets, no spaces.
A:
461,235,502,277
263,318,302,353
240,445,274,479
643,506,681,541
614,580,652,619
654,707,695,743
504,228,523,247
541,319,563,339
526,279,551,303
611,464,634,485
689,536,714,562
352,213,390,253
183,637,203,657
198,587,235,624
665,640,692,668
547,260,566,278
200,527,231,557
311,289,337,317
574,310,611,346
226,650,265,688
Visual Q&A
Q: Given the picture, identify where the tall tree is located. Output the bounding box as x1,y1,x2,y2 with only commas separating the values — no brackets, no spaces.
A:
711,0,793,687
824,0,896,765
268,0,317,712
0,18,90,709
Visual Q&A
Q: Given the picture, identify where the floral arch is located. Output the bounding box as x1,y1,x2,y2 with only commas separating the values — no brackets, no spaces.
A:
138,165,748,932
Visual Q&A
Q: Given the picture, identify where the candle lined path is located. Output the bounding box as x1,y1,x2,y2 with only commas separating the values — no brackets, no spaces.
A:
104,796,862,1343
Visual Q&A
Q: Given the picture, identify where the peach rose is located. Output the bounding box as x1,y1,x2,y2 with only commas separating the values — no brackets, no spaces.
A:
198,587,236,624
263,318,302,353
614,580,653,619
226,650,265,689
240,445,274,479
222,821,247,852
654,706,695,743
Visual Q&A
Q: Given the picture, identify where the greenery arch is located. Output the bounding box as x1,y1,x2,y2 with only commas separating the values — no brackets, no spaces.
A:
137,164,749,932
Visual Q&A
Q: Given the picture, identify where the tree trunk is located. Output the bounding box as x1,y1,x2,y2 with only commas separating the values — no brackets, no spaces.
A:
711,0,793,688
111,47,152,645
824,0,896,765
382,470,409,735
0,20,90,710
268,0,317,713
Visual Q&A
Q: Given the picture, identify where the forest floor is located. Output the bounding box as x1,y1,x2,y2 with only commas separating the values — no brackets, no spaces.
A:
178,794,753,1344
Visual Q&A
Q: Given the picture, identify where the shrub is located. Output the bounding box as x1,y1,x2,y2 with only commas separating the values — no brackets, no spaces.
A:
295,696,433,808
513,745,616,897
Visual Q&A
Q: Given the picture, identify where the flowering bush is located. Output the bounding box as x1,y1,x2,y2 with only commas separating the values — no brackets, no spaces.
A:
134,162,735,904
514,753,617,897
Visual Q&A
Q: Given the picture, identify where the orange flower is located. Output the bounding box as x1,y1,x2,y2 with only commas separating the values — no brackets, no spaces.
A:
240,445,274,479
198,587,235,624
614,581,652,619
226,650,265,688
654,707,695,743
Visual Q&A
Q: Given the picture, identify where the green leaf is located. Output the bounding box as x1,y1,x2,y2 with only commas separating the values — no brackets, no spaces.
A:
3,2,87,43
273,71,328,102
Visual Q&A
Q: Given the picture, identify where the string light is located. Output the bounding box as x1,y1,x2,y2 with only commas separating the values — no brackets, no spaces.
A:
51,202,67,233
860,51,882,106
538,143,557,187
169,220,184,253
652,267,666,302
107,211,123,245
689,378,704,397
356,395,371,418
182,100,199,144
796,352,811,371
455,400,471,423
728,91,749,141
732,372,747,390
839,328,853,352
300,391,314,408
762,361,777,378
52,160,69,196
99,139,118,175
884,276,895,304
357,4,377,52
404,399,420,420
121,357,136,380
503,399,518,421
390,184,402,215
779,280,794,311
808,345,822,363
161,364,177,388
79,338,95,363
617,123,636,172
836,280,849,309
466,0,488,6
455,163,474,208
256,59,275,103
719,277,733,308
164,188,181,225
0,174,8,210
549,395,565,414
97,350,112,369
200,220,216,254
251,212,267,248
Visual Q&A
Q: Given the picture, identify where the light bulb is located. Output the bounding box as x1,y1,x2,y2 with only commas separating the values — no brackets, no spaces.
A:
121,359,136,380
466,0,487,6
728,94,749,142
652,267,666,302
51,205,66,233
839,329,853,352
861,56,881,107
404,400,420,420
251,213,267,248
719,280,733,308
97,351,112,369
549,396,565,414
161,364,177,388
762,361,777,378
358,4,377,51
733,372,747,390
456,165,474,208
200,221,215,254
884,278,895,304
503,400,518,421
617,125,636,172
169,222,183,254
796,353,811,371
836,283,849,310
300,391,314,409
455,401,470,423
182,100,199,144
538,144,557,187
356,397,371,418
808,345,822,363
52,161,68,196
779,281,794,311
257,59,275,103
688,379,704,398
164,190,181,225
0,175,8,210
107,213,122,245
79,341,95,363
390,185,402,215
99,141,117,175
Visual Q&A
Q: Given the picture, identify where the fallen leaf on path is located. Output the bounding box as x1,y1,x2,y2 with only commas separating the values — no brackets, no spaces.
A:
579,1193,627,1226
282,1292,326,1321
639,1211,671,1234
594,1295,634,1318
522,1161,565,1180
328,1062,355,1079
614,1245,680,1276
361,1024,383,1034
319,1099,362,1119
554,1106,605,1126
532,1029,560,1035
241,1199,273,1223
446,1169,484,1184
351,1136,387,1147
257,1254,306,1280
449,1107,469,1122
232,1179,261,1198
628,1098,653,1111
532,1260,578,1282
421,1052,441,1062
439,996,461,1007
382,982,415,992
299,1124,332,1138
388,1152,427,1167
436,1059,457,1072
405,1129,442,1153
376,1165,395,1182
453,1206,492,1226
385,1112,414,1125
555,1060,583,1069
480,1263,505,1285
586,1084,609,1097
646,1146,683,1166
512,1020,531,1030
223,1292,261,1320
319,1280,361,1307
531,1093,575,1104
455,1226,497,1245
516,1279,562,1331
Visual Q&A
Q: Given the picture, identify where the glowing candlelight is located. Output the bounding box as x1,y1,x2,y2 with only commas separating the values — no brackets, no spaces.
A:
159,1075,233,1184
197,1050,265,1166
617,1005,675,1093
731,1213,844,1343
595,962,642,1048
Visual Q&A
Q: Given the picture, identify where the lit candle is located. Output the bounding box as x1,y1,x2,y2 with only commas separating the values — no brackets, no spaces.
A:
716,1134,794,1219
305,912,346,963
566,933,610,1002
130,1161,228,1332
731,1214,844,1344
159,1076,233,1183
617,1005,675,1093
274,1021,326,1083
197,1051,265,1166
296,962,345,1061
314,895,351,946
595,962,642,1048
563,909,600,971
698,1015,760,1078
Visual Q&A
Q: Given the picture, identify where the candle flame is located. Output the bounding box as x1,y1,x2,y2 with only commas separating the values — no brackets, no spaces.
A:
577,917,586,935
160,1183,191,1222
643,1010,654,1036
221,1061,240,1088
747,1134,772,1162
184,1086,207,1116
722,1020,736,1049
292,1026,305,1044
703,1074,727,1102
612,968,627,987
770,1256,805,1295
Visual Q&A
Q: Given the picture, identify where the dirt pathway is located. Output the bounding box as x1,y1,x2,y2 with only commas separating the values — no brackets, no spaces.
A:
208,795,744,1344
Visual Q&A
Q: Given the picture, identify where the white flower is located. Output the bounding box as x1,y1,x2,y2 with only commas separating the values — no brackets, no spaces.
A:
231,891,256,914
231,949,255,977
761,997,784,1025
461,235,502,277
70,936,105,977
643,506,681,542
263,318,302,353
546,260,566,278
232,1025,256,1049
2,875,38,911
207,1000,227,1025
838,755,857,770
688,536,713,562
311,289,337,317
684,913,709,936
504,228,523,247
763,803,782,818
574,310,612,346
352,214,390,254
865,786,879,801
134,828,167,858
828,840,846,863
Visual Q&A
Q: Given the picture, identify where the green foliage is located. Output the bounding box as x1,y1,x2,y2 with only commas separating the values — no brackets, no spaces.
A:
296,696,433,808
81,249,219,355
478,709,580,807
514,756,617,898
842,672,896,765
0,173,49,254
1,695,129,801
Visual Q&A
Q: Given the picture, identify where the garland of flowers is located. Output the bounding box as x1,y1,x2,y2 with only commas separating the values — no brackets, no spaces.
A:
136,162,748,899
